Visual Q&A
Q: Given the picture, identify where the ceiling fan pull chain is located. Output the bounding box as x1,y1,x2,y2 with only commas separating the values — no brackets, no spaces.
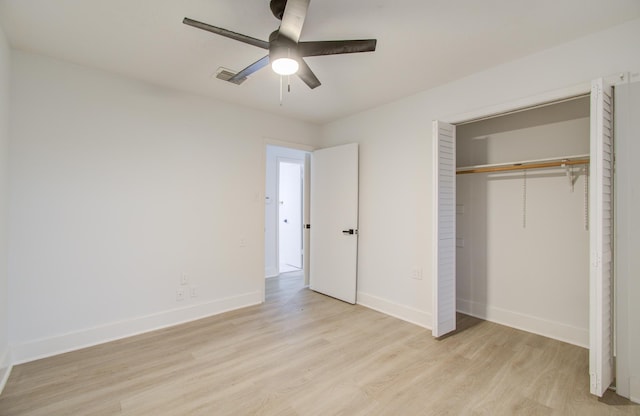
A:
279,75,283,106
288,75,291,93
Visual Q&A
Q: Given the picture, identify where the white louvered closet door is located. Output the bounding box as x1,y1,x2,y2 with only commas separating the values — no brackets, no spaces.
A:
589,78,615,397
433,121,456,337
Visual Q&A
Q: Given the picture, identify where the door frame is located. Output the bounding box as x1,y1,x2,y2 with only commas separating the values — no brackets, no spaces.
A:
433,82,593,336
433,76,625,393
262,139,314,302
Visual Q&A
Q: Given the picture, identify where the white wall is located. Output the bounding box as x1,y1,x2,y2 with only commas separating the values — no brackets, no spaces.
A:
4,16,640,395
615,79,640,402
456,98,590,346
320,18,640,330
264,146,308,278
0,22,11,390
9,51,321,363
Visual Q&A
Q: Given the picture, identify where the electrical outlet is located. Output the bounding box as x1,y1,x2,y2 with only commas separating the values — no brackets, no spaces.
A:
180,273,189,285
411,268,423,280
239,238,247,247
176,288,186,301
190,287,198,298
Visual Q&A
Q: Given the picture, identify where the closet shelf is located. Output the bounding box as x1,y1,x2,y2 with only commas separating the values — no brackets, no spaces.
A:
456,154,590,175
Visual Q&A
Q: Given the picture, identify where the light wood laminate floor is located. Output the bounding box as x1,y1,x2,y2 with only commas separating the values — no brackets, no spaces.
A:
1,272,638,415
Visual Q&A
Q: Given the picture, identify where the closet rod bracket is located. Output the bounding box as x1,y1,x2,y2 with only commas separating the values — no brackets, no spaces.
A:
563,161,576,192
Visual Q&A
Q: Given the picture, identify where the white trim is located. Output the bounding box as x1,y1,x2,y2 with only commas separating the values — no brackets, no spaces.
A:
11,291,262,365
455,94,590,126
0,348,12,395
263,138,315,152
631,377,640,404
441,72,634,126
457,298,588,348
357,291,431,329
614,73,633,400
265,267,279,278
443,82,591,125
604,71,635,87
589,78,615,396
276,156,306,165
262,139,316,301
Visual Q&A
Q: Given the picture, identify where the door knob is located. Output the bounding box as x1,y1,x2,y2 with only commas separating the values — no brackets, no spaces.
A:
342,229,357,235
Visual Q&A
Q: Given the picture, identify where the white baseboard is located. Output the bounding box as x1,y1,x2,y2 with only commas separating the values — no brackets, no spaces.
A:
11,291,262,365
357,292,432,329
630,377,640,405
0,347,12,395
457,298,588,348
265,267,278,278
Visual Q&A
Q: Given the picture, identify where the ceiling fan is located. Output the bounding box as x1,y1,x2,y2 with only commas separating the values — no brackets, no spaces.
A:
183,0,377,89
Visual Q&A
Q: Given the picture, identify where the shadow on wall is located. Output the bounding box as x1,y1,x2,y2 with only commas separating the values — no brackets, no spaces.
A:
456,132,489,321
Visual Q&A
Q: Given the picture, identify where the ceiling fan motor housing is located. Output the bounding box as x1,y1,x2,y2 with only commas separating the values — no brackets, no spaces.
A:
269,30,298,61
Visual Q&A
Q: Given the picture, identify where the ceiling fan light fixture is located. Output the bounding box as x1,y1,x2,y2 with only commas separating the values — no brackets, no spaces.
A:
271,57,299,75
183,0,377,89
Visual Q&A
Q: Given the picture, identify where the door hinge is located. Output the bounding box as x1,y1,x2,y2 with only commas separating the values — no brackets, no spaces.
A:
305,224,311,229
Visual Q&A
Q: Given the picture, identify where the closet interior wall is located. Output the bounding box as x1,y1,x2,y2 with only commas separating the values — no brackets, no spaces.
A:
455,97,591,347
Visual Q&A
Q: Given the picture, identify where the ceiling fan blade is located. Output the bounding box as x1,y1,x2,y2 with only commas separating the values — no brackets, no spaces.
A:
229,55,271,84
298,39,377,57
296,58,321,89
183,18,269,50
278,0,310,42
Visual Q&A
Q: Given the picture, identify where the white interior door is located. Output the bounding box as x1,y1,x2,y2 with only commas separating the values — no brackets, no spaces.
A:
303,153,311,286
589,78,615,397
309,143,359,304
433,121,457,337
278,161,303,270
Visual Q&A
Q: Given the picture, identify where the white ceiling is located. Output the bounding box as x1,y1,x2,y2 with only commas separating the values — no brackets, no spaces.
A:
1,0,639,124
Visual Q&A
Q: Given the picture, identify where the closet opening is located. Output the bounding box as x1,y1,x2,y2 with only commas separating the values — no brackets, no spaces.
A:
455,95,591,348
434,78,618,397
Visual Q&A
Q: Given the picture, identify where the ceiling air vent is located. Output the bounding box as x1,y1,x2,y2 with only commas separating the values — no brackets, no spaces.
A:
214,67,247,85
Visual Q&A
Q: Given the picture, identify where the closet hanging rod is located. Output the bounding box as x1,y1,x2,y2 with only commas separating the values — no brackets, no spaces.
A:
457,154,589,175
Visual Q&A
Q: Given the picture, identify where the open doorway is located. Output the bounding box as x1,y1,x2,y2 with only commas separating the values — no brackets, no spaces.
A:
278,160,303,273
264,145,309,280
264,142,360,305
